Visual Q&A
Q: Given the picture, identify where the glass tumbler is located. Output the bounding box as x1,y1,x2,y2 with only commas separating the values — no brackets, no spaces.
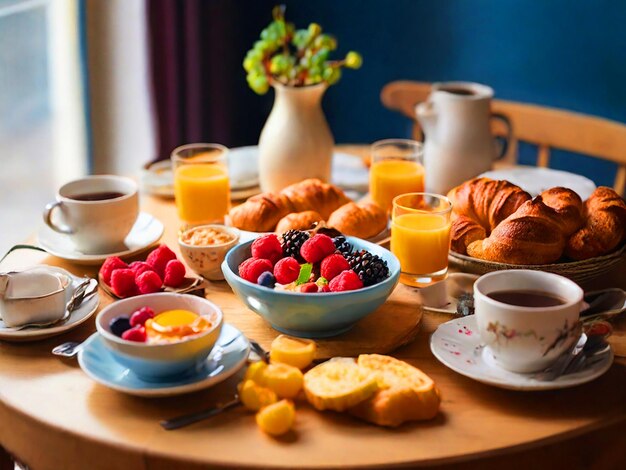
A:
172,143,230,225
391,192,452,287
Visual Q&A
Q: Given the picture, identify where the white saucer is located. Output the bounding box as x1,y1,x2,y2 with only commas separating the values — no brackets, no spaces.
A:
430,315,613,391
78,324,249,397
37,212,164,265
480,166,596,200
0,266,99,342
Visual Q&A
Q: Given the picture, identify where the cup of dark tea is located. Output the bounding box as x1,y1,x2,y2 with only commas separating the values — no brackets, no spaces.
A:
43,175,139,253
473,270,583,373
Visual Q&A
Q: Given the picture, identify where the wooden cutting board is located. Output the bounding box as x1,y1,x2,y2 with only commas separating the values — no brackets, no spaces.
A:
209,283,423,359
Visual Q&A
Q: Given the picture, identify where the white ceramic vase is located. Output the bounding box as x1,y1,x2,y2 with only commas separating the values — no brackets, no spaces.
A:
258,83,334,192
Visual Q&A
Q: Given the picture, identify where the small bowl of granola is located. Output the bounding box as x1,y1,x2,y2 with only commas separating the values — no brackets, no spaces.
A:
178,225,240,281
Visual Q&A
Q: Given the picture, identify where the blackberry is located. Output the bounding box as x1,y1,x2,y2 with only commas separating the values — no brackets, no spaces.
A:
281,229,309,261
347,250,390,286
333,235,353,257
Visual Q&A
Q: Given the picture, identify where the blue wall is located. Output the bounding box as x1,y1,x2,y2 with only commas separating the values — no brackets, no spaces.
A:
259,0,626,187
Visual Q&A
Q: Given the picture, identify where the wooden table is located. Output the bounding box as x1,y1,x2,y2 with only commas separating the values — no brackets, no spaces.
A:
1,146,625,470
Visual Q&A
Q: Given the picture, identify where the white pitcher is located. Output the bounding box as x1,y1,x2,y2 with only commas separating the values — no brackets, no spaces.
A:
415,82,510,194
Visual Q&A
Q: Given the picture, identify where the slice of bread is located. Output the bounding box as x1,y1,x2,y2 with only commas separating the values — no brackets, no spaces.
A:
348,354,441,427
303,358,378,412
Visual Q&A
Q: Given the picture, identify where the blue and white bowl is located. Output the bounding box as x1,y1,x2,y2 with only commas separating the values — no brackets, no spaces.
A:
95,293,223,381
222,237,400,338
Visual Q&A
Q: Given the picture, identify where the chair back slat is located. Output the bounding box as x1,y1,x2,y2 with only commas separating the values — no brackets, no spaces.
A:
537,145,551,168
491,101,626,166
615,166,626,196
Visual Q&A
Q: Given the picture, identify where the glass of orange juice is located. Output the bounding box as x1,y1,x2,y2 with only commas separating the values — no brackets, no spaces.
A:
391,192,452,287
172,143,230,225
370,139,424,213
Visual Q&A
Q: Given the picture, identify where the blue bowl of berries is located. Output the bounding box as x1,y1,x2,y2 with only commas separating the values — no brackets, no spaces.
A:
222,232,400,338
95,293,223,381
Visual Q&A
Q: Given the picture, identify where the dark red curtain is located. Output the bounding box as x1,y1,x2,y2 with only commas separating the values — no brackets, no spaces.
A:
147,0,275,161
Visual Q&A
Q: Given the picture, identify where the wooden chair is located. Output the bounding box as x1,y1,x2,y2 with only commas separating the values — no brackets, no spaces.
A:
381,80,626,195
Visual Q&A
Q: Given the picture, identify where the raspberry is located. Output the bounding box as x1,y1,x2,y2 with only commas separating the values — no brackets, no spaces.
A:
129,261,155,278
273,257,300,284
257,272,276,288
239,258,273,283
299,282,319,293
99,257,128,285
136,270,162,294
251,234,283,264
320,254,350,281
300,234,336,264
122,326,147,342
329,270,363,292
110,269,138,298
163,259,186,287
146,244,178,277
130,307,155,327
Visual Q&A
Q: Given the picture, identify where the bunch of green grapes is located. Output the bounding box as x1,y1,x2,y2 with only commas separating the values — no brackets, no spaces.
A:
243,5,362,94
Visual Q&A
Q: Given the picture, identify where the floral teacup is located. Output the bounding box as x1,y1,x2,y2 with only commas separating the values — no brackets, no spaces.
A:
474,270,583,373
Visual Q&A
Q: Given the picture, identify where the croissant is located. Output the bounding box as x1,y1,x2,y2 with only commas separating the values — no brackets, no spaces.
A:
467,197,566,265
450,215,487,255
229,179,350,232
448,177,531,232
280,179,350,219
565,187,626,260
228,193,294,232
327,202,387,239
275,211,323,234
539,187,584,236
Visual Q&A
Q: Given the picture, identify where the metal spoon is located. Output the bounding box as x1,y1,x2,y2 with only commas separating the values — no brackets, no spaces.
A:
52,341,82,357
580,288,626,321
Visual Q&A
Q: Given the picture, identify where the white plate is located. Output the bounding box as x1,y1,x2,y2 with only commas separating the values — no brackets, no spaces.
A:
77,324,249,397
37,212,163,265
140,147,369,199
480,166,596,200
430,315,613,391
0,266,99,342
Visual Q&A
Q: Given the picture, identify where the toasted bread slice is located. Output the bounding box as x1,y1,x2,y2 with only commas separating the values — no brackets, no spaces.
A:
303,358,378,411
348,354,440,427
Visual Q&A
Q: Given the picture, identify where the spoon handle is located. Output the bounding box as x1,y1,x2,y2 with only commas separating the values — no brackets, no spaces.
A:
160,398,241,431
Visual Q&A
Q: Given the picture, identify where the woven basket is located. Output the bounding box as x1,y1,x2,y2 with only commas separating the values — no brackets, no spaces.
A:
449,244,626,285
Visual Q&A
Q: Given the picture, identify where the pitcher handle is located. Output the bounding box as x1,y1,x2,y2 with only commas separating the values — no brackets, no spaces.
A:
490,112,513,160
43,201,73,234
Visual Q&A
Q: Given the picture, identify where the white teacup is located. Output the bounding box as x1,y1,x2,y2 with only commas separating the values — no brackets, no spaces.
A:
474,270,583,373
43,175,139,254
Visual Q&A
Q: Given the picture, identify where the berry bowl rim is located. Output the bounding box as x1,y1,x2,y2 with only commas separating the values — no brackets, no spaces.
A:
221,236,400,297
95,292,224,349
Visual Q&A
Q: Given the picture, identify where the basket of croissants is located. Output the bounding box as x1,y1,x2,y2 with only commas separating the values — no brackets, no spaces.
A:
447,177,626,283
227,178,388,239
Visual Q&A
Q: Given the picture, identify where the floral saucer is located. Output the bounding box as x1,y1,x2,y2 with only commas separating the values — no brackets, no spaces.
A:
77,323,249,397
430,315,613,391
